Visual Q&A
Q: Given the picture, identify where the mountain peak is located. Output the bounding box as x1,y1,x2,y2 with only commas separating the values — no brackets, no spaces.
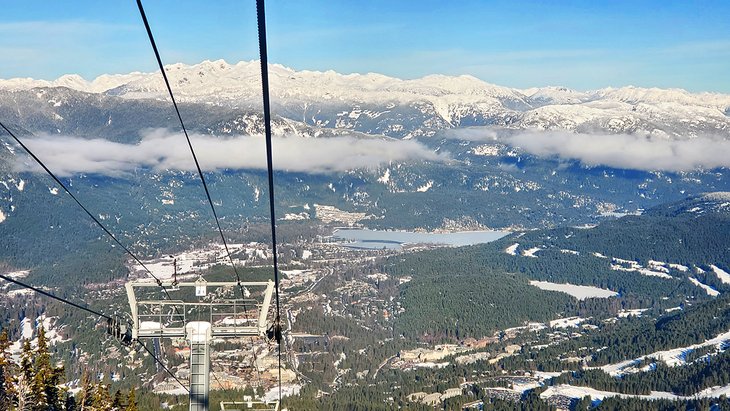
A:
2,60,730,140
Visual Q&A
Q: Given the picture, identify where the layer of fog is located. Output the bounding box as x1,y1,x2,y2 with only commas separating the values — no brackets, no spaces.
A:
9,127,729,176
12,129,448,176
446,128,730,172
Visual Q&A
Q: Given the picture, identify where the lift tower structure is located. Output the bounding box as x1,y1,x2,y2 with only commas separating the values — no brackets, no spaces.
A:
126,278,278,411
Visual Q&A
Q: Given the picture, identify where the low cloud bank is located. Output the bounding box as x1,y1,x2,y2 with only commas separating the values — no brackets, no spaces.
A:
13,129,447,176
445,128,730,172
507,132,730,172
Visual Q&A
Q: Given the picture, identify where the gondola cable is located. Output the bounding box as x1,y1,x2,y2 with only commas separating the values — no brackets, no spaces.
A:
136,340,190,393
0,273,112,321
2,0,287,402
135,0,248,302
0,121,173,296
255,0,284,403
0,273,189,393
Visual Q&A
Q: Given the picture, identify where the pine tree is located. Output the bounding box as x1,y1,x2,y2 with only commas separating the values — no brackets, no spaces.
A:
0,333,15,409
125,387,138,411
112,389,124,411
32,323,64,411
18,339,36,411
91,383,112,411
32,323,50,409
65,392,77,411
77,371,94,411
0,329,18,409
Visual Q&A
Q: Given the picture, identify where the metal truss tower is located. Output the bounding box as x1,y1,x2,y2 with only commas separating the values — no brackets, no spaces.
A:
126,278,276,411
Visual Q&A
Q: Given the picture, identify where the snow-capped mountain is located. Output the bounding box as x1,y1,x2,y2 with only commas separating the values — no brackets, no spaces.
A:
2,59,729,139
2,59,730,248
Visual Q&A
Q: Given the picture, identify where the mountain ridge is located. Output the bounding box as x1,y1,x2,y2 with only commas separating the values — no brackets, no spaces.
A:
2,59,729,140
2,59,729,102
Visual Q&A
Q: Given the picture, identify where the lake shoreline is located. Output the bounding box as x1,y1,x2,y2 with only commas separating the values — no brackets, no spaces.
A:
331,228,510,250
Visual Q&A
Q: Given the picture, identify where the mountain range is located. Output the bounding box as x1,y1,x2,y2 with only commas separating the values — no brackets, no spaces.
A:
1,59,729,140
2,61,730,410
1,60,730,285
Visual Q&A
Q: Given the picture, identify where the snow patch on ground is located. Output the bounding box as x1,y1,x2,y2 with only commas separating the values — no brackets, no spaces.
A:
416,181,433,192
637,268,673,279
529,281,618,300
689,277,720,296
544,383,730,401
542,384,678,401
505,243,519,256
470,144,500,156
609,257,674,279
21,317,33,339
522,247,542,258
377,168,390,184
549,317,587,329
617,308,649,318
2,270,30,279
669,263,689,272
0,209,5,223
599,329,730,376
9,316,67,357
7,289,34,297
333,352,346,368
710,265,730,285
264,384,301,402
282,212,309,221
647,260,670,273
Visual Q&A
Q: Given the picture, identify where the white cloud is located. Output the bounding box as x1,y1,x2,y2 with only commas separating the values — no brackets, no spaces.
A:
507,132,730,172
444,127,730,172
12,130,447,176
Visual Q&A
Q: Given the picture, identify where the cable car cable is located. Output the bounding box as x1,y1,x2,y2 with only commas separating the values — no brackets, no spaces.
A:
0,121,173,295
255,0,284,403
0,273,112,321
135,0,247,301
137,339,190,393
0,273,188,392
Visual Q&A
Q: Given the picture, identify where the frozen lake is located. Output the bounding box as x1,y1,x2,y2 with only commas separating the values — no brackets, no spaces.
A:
332,228,509,249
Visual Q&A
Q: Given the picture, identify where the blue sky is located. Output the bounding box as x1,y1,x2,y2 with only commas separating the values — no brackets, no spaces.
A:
1,0,729,92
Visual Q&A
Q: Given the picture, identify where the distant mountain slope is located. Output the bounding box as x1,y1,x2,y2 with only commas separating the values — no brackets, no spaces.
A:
510,192,730,267
2,59,729,139
0,86,381,142
379,193,730,340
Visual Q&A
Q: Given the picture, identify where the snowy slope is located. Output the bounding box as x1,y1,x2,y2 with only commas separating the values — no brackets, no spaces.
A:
2,59,729,139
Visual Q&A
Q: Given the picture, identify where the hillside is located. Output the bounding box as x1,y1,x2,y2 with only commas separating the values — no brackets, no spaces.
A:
376,193,730,340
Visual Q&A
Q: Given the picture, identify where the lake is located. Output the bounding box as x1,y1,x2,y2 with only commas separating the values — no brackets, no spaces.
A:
332,228,509,249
